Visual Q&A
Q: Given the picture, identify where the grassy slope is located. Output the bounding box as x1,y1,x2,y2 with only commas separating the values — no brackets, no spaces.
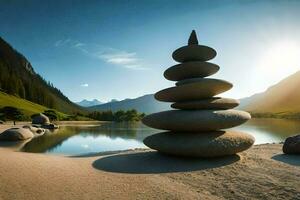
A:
241,71,300,116
0,91,67,118
0,37,86,115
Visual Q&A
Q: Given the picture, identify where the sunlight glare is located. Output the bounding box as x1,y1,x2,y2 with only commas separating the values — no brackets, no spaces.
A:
257,40,300,84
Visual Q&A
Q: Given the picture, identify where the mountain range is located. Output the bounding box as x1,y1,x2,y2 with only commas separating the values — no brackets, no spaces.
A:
238,71,300,115
89,94,170,114
90,71,300,116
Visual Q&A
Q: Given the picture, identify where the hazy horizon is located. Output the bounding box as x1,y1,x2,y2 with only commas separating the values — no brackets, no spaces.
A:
1,0,300,102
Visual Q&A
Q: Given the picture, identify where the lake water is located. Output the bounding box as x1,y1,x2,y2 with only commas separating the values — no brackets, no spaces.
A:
8,119,300,155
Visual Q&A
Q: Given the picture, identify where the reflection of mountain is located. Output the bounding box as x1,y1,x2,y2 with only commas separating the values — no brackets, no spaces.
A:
91,122,156,141
21,123,156,153
238,118,300,139
239,71,300,114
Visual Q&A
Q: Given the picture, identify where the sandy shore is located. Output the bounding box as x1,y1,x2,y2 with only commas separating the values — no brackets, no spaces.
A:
0,142,298,200
0,120,107,127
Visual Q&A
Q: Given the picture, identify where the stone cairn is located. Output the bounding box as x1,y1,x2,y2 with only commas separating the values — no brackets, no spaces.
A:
142,30,255,157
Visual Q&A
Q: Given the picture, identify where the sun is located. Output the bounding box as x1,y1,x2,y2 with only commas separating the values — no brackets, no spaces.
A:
257,40,300,83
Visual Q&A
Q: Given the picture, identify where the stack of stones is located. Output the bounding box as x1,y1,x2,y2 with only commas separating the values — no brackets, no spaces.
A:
142,30,255,157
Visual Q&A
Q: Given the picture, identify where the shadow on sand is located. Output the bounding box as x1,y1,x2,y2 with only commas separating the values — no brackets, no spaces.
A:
92,151,240,174
70,149,141,158
0,140,31,150
272,154,300,166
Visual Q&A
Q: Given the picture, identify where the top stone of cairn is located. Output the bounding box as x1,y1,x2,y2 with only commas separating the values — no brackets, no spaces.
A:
172,30,217,62
188,30,199,45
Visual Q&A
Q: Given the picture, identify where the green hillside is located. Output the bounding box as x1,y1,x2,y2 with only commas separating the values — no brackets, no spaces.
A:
0,36,86,114
0,91,68,119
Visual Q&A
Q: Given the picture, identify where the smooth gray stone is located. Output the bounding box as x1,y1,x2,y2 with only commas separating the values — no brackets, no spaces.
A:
176,78,232,86
188,30,198,45
23,125,45,135
42,123,59,129
171,97,239,110
164,61,219,81
155,79,232,102
142,109,251,131
283,135,300,154
32,113,50,125
143,131,255,157
0,128,34,141
172,45,217,62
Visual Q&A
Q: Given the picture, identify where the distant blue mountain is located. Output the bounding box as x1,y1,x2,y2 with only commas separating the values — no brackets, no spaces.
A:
88,94,170,114
76,99,103,107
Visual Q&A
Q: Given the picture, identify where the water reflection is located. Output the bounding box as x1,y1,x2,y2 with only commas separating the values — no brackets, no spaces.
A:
234,118,300,144
1,119,299,155
21,122,156,155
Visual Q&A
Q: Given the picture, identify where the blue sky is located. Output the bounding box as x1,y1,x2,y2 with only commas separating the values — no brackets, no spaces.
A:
1,0,300,102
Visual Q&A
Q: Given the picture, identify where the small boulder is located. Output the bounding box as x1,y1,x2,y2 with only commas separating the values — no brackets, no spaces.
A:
283,135,300,154
0,120,3,124
32,113,50,125
0,128,34,141
42,123,59,129
23,125,45,135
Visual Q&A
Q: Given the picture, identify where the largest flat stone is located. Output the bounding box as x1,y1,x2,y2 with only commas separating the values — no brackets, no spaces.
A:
164,61,219,81
143,131,255,157
172,45,217,62
155,79,232,102
142,109,251,131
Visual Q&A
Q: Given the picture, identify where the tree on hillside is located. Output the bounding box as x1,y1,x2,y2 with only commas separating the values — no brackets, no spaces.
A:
43,109,58,121
0,106,24,125
0,37,82,114
0,113,5,121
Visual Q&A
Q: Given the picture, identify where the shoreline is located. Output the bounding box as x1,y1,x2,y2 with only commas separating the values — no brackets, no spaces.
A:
0,120,109,125
0,120,109,131
0,143,299,199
